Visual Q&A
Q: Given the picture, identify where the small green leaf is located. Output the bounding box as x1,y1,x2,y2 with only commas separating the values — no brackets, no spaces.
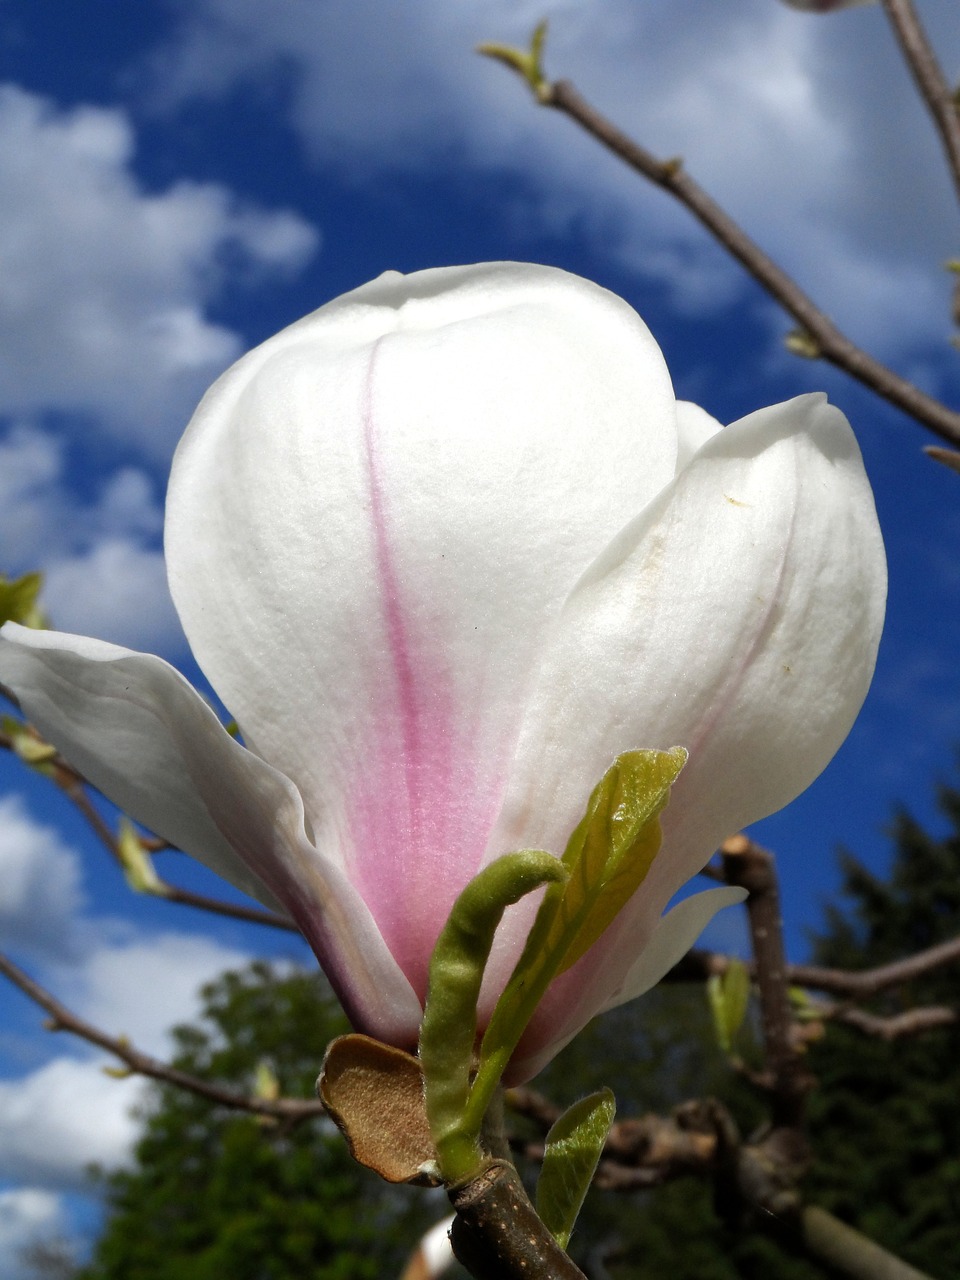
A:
477,20,551,101
0,572,47,629
707,958,751,1053
784,328,821,359
117,819,168,896
551,746,688,974
253,1060,280,1102
419,849,567,1182
537,1089,616,1250
465,749,686,1133
3,716,58,770
102,1064,134,1079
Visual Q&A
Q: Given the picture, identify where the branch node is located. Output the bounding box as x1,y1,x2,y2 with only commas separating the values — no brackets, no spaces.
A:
784,328,823,359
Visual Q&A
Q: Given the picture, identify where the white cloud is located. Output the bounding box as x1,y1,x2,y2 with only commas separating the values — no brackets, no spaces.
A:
145,0,958,361
0,1187,73,1280
43,539,182,653
0,791,252,1189
0,425,64,567
0,83,319,452
53,932,250,1058
0,926,250,1188
0,1059,142,1189
0,925,250,1188
0,423,181,652
0,795,86,964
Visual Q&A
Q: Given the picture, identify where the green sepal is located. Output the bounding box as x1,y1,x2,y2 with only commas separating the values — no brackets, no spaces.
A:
419,849,567,1182
465,749,686,1132
0,571,46,629
536,1088,616,1250
707,958,751,1054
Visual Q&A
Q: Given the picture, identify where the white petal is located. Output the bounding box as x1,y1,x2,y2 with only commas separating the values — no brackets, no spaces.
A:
675,400,723,472
490,393,884,868
165,262,679,999
599,885,747,1013
507,886,746,1083
481,394,884,1005
0,623,421,1044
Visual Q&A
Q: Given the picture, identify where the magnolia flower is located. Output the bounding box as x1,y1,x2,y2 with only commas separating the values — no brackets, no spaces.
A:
0,263,885,1082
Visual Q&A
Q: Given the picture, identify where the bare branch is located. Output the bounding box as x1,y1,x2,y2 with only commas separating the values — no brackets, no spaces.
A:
668,929,960,1001
782,931,960,998
801,1205,933,1280
721,835,813,1127
481,61,960,444
0,724,298,933
0,950,324,1123
823,1003,956,1040
881,0,960,209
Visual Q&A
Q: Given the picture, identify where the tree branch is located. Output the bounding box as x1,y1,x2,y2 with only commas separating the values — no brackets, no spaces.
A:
881,0,960,210
448,1160,587,1280
801,1205,933,1280
490,66,960,444
0,950,324,1123
509,1089,934,1280
0,724,298,933
669,928,960,1000
823,1002,956,1040
721,835,813,1127
791,929,960,996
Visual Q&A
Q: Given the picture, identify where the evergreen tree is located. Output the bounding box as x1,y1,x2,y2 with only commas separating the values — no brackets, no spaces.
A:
538,774,960,1277
78,962,438,1280
803,783,960,1278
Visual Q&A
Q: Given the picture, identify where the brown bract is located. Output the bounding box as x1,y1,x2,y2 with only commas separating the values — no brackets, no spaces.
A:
318,1034,439,1184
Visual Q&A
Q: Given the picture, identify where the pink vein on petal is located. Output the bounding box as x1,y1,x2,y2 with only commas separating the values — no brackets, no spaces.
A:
345,339,496,999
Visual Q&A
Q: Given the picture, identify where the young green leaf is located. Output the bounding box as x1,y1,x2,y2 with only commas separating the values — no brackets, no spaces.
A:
0,572,46,629
465,748,686,1132
536,1088,616,1250
117,818,168,896
706,958,751,1054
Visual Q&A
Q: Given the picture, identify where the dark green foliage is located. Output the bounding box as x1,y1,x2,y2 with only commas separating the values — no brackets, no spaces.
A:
78,962,437,1280
532,772,960,1278
536,986,824,1280
802,787,960,1279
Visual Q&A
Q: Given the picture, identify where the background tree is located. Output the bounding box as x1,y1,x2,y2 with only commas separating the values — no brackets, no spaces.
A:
802,777,960,1277
75,963,438,1280
528,771,960,1278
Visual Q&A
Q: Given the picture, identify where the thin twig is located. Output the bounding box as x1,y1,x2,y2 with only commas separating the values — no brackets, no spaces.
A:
721,835,813,1127
782,930,960,997
669,928,960,999
0,950,325,1122
516,74,960,445
0,726,298,933
881,0,960,209
824,1003,956,1040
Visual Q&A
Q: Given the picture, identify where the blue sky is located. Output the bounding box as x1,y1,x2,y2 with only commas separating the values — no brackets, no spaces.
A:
0,0,958,1271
